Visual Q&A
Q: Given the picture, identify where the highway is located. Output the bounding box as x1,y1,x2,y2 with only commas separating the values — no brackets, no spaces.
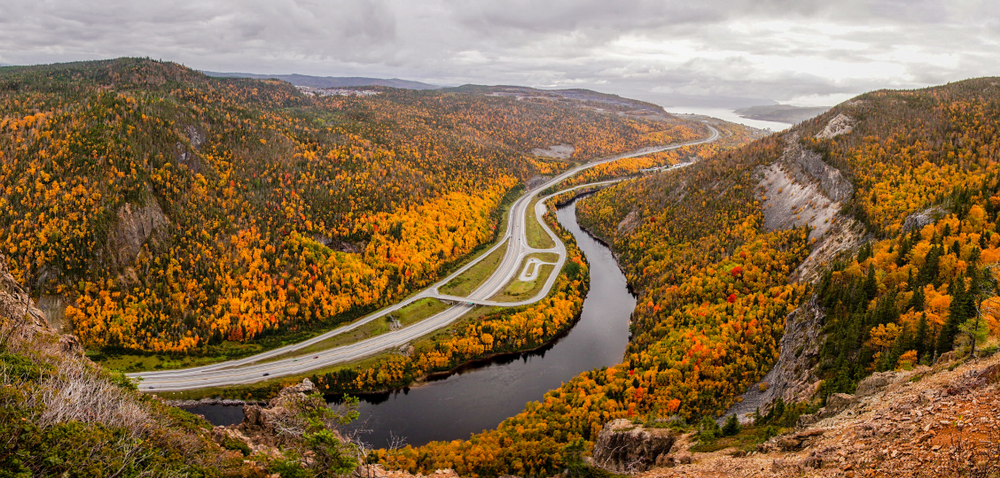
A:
129,124,719,391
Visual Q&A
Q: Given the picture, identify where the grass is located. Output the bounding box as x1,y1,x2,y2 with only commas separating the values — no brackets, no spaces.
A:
526,197,556,249
439,239,509,296
95,345,265,374
530,252,560,263
688,425,782,454
261,298,449,363
154,353,393,401
490,253,558,302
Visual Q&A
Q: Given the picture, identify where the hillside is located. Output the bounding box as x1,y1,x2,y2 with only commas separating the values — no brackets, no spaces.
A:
8,59,1000,476
363,79,1000,476
0,58,702,360
0,251,372,476
568,78,1000,474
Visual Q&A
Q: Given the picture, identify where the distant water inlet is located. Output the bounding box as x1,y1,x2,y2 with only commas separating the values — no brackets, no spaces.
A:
189,200,636,449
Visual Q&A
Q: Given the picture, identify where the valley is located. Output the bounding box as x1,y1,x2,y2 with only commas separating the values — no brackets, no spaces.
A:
128,125,720,392
2,59,1000,478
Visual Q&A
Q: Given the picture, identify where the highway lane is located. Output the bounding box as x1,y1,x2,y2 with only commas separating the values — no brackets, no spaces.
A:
130,124,719,391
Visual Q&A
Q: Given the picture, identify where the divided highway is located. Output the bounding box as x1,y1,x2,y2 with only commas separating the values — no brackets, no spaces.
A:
130,124,719,391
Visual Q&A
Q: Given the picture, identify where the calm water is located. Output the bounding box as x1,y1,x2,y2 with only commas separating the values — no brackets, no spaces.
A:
189,201,636,449
665,106,792,132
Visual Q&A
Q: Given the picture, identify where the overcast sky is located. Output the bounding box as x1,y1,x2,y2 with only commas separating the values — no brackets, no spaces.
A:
1,0,998,107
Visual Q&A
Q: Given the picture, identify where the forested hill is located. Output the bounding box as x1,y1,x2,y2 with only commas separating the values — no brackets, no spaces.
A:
0,58,704,355
369,78,1000,476
577,77,1000,410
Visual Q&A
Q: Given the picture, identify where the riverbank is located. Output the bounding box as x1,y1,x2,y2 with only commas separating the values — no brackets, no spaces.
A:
189,200,637,447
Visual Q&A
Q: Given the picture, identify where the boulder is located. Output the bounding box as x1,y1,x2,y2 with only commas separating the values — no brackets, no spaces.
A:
280,377,319,396
856,371,898,397
935,351,957,366
797,413,819,428
592,419,676,473
826,393,855,412
237,378,324,447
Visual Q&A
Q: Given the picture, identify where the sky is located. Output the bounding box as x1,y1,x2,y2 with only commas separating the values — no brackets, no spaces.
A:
1,0,998,108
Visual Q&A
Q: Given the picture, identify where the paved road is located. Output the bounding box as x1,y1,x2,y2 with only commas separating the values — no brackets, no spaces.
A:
130,124,719,391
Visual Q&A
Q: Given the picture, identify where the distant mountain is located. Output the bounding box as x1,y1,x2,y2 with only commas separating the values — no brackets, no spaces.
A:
734,104,831,124
447,84,671,116
201,71,440,90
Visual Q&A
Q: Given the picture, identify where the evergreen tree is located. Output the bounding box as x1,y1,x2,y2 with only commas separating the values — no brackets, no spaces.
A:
896,237,911,267
722,414,741,436
909,284,925,311
937,276,968,353
913,313,929,360
863,267,878,303
917,244,942,287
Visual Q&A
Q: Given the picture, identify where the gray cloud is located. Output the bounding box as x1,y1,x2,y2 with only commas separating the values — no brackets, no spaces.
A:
1,0,998,107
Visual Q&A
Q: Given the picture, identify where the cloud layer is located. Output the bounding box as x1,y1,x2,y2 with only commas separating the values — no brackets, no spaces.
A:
2,0,998,106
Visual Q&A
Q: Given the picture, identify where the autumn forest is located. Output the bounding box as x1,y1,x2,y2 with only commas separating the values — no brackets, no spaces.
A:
4,58,1000,477
0,58,699,356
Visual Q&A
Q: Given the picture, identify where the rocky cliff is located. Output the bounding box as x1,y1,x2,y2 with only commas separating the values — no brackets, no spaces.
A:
723,115,869,424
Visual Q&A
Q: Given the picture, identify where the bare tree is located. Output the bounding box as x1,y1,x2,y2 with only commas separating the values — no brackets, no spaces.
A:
970,264,999,357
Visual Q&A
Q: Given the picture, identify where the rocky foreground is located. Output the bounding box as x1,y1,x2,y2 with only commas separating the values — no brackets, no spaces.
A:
607,354,1000,478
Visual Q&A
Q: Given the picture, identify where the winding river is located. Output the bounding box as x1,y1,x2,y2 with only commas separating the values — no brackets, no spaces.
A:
189,199,635,449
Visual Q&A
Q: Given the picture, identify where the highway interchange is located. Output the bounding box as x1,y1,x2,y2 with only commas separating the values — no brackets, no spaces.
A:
129,124,719,391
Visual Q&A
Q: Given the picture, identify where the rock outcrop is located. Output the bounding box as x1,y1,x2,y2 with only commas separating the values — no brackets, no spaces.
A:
232,378,325,448
592,419,677,473
730,128,870,424
725,296,825,423
104,200,169,271
780,133,853,203
901,206,945,233
814,113,854,140
0,255,47,330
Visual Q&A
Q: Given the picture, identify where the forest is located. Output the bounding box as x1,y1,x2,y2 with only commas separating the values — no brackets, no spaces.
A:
370,81,1000,476
372,122,803,474
0,58,702,356
309,209,589,395
10,59,1000,477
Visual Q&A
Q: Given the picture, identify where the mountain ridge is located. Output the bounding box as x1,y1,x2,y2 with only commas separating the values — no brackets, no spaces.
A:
201,70,441,90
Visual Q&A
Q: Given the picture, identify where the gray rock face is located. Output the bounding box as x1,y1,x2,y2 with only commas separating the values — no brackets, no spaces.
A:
901,206,944,233
814,113,854,140
105,201,169,270
725,296,824,424
592,419,676,473
616,210,642,236
780,133,853,203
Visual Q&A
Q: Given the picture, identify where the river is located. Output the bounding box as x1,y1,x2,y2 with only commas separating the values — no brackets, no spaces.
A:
188,199,636,450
